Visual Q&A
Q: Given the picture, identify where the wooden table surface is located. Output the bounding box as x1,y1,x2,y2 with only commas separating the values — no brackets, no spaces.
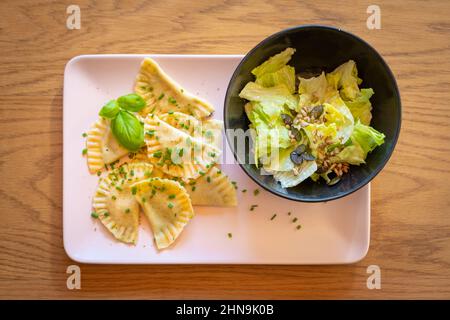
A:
1,0,449,299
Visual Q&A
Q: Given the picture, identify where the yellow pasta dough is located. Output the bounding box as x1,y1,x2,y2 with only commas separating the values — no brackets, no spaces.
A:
185,166,237,206
134,58,214,119
132,178,194,249
86,117,129,174
92,162,153,244
144,114,220,180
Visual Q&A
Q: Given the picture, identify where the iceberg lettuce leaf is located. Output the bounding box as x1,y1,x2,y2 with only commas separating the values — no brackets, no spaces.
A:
251,47,295,78
344,88,374,125
327,60,362,100
256,65,296,94
273,160,317,188
351,121,385,156
239,82,297,111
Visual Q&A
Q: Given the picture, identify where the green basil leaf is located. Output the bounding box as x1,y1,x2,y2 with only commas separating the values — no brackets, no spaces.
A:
117,93,146,112
111,110,144,152
99,100,120,119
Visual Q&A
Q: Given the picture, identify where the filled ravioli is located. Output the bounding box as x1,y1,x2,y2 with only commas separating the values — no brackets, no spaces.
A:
92,162,153,244
132,178,195,249
144,114,220,180
159,112,223,150
185,165,237,207
86,117,129,174
134,58,214,119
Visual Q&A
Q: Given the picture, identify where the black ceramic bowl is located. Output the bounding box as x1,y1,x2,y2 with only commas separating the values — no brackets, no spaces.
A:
224,25,401,202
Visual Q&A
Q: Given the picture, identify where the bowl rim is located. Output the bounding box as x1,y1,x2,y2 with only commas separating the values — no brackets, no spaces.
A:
223,24,402,203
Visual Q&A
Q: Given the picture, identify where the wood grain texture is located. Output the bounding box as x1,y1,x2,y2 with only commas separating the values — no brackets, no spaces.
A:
0,0,449,299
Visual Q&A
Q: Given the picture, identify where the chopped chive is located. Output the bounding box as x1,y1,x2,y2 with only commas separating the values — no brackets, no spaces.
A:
153,151,162,158
199,170,205,176
125,208,130,213
82,148,87,155
97,171,101,176
227,233,232,239
82,133,87,138
111,195,117,200
206,176,211,183
146,130,155,137
191,186,196,191
168,110,174,114
178,148,184,157
142,197,146,203
217,170,222,175
131,186,137,195
168,194,176,199
130,169,135,177
270,214,277,221
115,186,123,192
145,171,151,177
91,212,98,219
103,212,110,217
168,202,174,209
158,93,165,100
250,204,258,211
296,225,302,230
292,217,298,223
168,97,177,105
242,189,247,193
253,189,260,196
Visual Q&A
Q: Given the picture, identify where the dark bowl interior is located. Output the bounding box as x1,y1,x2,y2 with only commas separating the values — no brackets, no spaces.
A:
224,25,401,202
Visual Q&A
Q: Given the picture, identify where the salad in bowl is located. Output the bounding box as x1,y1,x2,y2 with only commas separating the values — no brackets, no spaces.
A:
239,48,386,188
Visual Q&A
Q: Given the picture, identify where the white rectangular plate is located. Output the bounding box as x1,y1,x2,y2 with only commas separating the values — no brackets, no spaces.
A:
63,54,370,264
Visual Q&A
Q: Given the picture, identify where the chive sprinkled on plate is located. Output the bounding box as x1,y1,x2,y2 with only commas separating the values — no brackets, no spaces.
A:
206,176,211,183
270,214,277,221
82,148,87,155
91,212,98,219
97,171,101,176
131,186,137,195
168,202,174,209
250,204,258,211
82,132,87,138
168,97,177,105
227,233,232,239
242,189,247,193
253,189,260,196
296,225,302,230
292,217,298,223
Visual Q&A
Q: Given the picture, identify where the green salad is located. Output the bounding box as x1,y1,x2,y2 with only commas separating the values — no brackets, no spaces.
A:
239,48,385,187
